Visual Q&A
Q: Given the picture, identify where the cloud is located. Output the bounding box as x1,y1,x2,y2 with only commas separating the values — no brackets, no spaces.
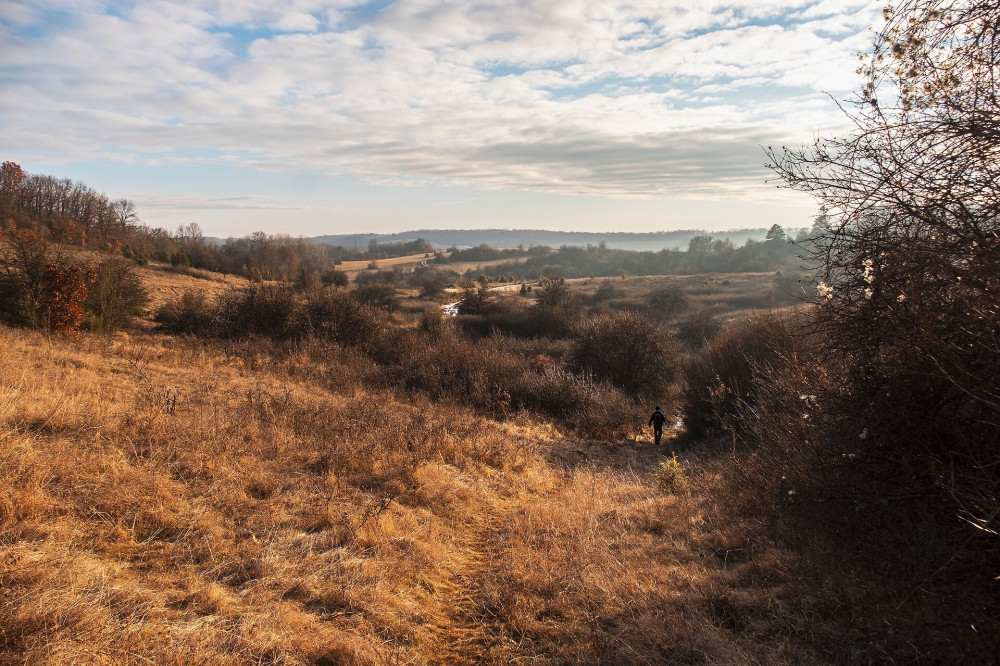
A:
134,194,304,212
0,0,883,202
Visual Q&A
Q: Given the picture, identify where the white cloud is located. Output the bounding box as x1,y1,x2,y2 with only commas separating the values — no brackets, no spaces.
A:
273,11,320,32
0,0,884,202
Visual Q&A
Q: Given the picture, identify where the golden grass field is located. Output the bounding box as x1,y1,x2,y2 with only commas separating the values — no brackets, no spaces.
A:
0,264,839,665
334,252,526,283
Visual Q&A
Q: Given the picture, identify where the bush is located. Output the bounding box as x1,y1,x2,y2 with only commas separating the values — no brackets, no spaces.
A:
514,364,639,439
215,282,299,339
682,312,800,440
644,285,688,319
84,256,148,332
589,281,623,304
354,269,398,286
412,268,449,298
533,277,581,336
36,261,94,334
354,281,399,312
301,288,392,355
676,311,720,349
0,224,50,327
0,225,93,333
321,267,349,288
768,0,1000,540
456,283,492,316
570,310,680,400
391,331,522,407
655,454,689,494
154,290,216,335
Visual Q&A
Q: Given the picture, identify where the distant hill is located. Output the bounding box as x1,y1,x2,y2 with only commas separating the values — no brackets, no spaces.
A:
311,228,779,252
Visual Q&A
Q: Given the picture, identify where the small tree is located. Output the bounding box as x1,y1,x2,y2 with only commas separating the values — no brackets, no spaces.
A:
84,256,149,332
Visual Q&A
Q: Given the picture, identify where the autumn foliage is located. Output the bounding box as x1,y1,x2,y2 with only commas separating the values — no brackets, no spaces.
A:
0,223,94,334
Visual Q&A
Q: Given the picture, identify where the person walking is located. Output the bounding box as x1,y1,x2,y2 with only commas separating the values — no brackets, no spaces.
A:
648,406,666,445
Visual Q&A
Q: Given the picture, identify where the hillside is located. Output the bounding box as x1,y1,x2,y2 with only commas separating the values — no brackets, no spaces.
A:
0,308,805,665
2,251,996,664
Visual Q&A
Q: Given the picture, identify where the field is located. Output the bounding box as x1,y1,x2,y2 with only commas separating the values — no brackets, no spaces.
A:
1,259,995,665
0,264,786,664
0,328,797,665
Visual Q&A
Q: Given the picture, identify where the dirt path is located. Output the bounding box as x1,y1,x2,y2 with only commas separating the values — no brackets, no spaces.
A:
423,430,681,664
425,497,513,664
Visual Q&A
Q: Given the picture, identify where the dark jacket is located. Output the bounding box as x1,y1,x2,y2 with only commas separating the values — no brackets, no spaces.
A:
649,410,666,428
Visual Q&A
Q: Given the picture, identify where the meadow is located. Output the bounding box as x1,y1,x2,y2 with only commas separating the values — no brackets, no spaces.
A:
3,247,994,665
0,267,798,665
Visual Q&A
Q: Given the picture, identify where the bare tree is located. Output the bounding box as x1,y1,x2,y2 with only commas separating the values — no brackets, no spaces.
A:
174,222,204,245
768,0,999,531
113,198,138,232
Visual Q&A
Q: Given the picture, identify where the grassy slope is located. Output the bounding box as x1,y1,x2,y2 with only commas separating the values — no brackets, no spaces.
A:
0,263,826,665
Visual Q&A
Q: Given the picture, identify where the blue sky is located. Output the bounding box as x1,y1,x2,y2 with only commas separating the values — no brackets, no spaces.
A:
1,0,883,237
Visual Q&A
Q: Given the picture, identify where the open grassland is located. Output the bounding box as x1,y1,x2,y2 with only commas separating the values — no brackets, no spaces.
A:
140,263,245,313
0,325,834,665
3,256,993,664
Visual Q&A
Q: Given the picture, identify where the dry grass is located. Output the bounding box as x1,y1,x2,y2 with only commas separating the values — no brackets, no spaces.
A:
9,250,979,664
140,262,243,314
0,322,848,665
0,326,542,664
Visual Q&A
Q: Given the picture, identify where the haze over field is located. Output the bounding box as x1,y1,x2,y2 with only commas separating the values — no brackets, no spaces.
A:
1,1,882,236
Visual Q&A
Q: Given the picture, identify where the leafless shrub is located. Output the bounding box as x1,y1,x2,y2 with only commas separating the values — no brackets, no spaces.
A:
533,276,582,336
644,284,688,319
301,287,395,356
354,281,399,312
676,310,721,349
767,0,1000,534
84,256,148,332
214,282,299,339
154,290,216,335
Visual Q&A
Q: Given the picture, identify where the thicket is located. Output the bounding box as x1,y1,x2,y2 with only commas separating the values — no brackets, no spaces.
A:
153,278,674,438
83,256,149,332
769,0,999,541
570,310,680,401
682,313,801,440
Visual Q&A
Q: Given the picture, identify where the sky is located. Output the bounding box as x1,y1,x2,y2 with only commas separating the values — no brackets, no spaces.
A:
0,0,884,238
